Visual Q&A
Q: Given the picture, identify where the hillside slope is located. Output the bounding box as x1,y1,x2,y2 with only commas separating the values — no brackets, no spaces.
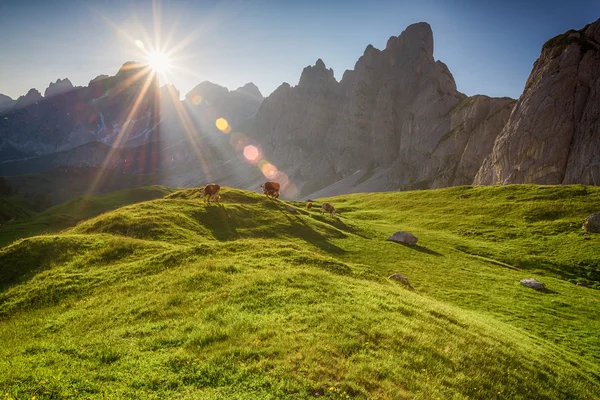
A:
0,185,173,248
0,186,599,399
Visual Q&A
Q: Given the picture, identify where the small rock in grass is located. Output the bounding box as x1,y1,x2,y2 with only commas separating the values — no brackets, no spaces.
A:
286,205,297,214
582,213,600,233
520,278,545,291
388,273,414,290
387,231,418,246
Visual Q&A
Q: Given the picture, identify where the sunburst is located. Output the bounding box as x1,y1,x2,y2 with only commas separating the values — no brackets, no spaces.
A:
146,51,171,75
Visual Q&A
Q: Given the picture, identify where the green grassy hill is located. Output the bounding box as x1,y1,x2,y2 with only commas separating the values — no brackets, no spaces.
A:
0,194,36,222
0,186,173,248
0,185,599,399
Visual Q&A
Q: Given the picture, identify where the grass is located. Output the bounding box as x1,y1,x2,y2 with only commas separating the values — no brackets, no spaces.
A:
0,185,599,399
0,194,36,222
0,185,173,248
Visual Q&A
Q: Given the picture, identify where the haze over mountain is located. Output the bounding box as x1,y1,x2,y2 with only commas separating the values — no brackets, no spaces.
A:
1,18,600,205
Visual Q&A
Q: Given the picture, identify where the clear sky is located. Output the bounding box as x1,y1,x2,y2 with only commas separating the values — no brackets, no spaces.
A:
0,0,598,100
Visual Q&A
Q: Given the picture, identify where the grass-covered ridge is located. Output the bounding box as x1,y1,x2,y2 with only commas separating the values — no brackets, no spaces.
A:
0,185,173,248
0,185,599,399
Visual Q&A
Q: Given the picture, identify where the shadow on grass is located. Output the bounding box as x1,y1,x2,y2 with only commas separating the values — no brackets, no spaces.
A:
272,200,347,255
394,242,444,257
193,203,240,241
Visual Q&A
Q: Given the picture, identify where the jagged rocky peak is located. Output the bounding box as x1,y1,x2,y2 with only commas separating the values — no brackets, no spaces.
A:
388,22,434,60
185,81,229,104
298,59,337,93
89,74,110,85
44,78,74,98
15,88,43,108
115,61,152,81
475,18,600,186
234,82,263,100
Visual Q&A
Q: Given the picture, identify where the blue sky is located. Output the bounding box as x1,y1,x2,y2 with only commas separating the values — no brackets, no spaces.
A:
0,0,598,100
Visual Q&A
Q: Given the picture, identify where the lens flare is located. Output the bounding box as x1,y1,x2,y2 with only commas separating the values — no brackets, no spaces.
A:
215,117,231,133
147,51,170,74
191,93,202,105
260,161,278,178
243,145,260,163
135,39,145,49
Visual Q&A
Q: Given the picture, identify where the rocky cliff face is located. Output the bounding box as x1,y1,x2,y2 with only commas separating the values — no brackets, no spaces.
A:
475,19,600,185
252,22,514,195
0,94,14,113
44,78,74,98
184,80,263,129
0,62,161,157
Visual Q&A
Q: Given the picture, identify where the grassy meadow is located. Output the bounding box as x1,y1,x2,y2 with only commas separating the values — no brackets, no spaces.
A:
0,185,599,399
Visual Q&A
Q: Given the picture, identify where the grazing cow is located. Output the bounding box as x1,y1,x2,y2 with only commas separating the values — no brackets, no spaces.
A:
200,184,221,204
321,202,336,217
260,181,280,199
306,202,313,210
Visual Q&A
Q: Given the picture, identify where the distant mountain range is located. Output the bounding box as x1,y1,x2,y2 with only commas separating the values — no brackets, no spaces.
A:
1,18,599,205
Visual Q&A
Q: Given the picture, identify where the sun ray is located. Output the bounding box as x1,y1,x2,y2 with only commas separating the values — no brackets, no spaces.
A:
86,70,157,196
163,85,213,179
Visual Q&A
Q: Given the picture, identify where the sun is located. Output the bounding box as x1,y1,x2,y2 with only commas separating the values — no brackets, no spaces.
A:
147,51,170,74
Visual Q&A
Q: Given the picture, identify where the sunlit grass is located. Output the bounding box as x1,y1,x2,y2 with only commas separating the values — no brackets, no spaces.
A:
0,185,599,398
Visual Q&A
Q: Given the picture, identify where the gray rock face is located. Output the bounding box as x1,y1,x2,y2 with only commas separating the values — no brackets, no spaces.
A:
520,278,545,291
387,231,418,246
235,82,263,101
0,94,15,113
582,213,600,233
14,88,43,108
475,18,600,185
44,78,74,98
252,22,514,195
184,81,263,128
388,273,414,290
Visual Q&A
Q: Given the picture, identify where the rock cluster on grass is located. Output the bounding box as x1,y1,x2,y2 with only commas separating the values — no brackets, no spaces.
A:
387,231,418,246
582,213,600,233
520,278,545,291
388,273,414,290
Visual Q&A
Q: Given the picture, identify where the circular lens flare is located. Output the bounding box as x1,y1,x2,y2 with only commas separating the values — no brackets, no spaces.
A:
147,51,170,74
260,162,278,178
191,93,202,105
215,117,231,133
243,145,260,163
135,40,145,49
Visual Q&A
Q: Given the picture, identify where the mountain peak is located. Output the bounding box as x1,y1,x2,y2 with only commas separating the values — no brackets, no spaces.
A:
15,88,43,108
44,78,74,98
234,82,263,100
299,59,336,90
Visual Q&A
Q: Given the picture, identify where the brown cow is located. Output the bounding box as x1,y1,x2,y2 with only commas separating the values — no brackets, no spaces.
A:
306,202,313,210
200,184,221,204
320,202,336,217
260,181,280,199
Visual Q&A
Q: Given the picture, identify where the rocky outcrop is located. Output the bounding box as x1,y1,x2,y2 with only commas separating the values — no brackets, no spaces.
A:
520,278,545,291
0,62,160,156
387,231,418,246
251,22,514,195
14,89,43,109
234,82,263,101
184,81,263,129
475,19,600,185
44,78,74,98
0,94,15,114
582,213,600,233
